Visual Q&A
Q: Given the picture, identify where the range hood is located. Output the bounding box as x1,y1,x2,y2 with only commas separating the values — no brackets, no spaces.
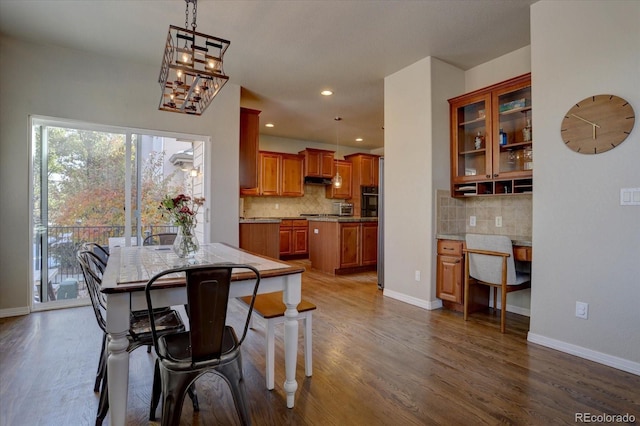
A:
304,176,332,185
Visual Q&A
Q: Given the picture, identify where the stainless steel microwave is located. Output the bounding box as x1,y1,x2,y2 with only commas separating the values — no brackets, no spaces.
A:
332,202,354,216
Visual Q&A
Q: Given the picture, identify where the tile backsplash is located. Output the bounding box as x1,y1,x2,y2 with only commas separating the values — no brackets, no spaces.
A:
242,185,336,218
436,189,532,237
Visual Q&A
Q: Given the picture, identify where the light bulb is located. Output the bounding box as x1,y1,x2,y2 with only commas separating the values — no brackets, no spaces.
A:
182,53,191,63
333,173,342,189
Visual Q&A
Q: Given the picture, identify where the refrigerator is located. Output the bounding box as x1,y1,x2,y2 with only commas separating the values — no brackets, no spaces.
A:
377,157,384,290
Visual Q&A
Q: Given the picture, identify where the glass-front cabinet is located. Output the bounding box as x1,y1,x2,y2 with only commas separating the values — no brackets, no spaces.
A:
449,73,532,197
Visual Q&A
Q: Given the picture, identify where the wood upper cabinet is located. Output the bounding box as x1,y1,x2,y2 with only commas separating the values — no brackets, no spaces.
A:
344,153,380,188
448,73,532,198
299,148,334,178
258,151,304,197
280,153,304,196
239,107,260,194
259,152,281,196
326,160,352,199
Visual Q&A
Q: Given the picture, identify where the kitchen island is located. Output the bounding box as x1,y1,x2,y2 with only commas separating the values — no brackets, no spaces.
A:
308,217,378,275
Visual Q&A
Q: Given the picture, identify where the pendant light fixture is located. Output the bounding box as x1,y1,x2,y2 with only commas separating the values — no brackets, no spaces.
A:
332,116,343,189
158,0,230,115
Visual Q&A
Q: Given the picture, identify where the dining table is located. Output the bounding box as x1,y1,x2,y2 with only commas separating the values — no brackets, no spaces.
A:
101,242,305,426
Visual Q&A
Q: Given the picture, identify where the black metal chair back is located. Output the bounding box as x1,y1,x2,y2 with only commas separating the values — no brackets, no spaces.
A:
143,233,177,246
144,263,261,425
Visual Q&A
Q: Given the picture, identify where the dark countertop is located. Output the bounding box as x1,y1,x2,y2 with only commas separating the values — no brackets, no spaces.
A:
305,217,378,223
239,218,282,224
437,233,532,247
240,216,378,224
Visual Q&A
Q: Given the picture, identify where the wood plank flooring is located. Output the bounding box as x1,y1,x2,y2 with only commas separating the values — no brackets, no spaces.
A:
1,259,638,425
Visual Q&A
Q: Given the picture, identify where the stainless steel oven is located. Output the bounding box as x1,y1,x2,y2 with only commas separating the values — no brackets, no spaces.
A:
361,186,378,217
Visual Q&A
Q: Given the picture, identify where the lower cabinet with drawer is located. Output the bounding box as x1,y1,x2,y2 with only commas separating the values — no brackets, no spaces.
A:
436,239,489,313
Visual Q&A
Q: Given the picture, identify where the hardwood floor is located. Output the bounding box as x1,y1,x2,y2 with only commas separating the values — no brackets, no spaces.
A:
1,259,638,425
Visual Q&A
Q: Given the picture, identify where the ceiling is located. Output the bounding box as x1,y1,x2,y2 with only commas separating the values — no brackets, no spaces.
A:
0,0,535,149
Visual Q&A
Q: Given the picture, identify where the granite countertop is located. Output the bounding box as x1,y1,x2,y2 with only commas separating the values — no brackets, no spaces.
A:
240,216,378,224
239,218,282,224
437,233,531,247
305,217,378,223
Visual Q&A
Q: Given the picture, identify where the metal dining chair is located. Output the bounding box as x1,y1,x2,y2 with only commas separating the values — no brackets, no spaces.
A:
143,233,177,246
76,249,192,425
145,263,261,426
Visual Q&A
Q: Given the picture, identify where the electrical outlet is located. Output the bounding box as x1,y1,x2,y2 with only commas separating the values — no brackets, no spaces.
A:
495,216,502,227
275,203,279,209
470,216,476,227
414,270,421,281
576,301,588,319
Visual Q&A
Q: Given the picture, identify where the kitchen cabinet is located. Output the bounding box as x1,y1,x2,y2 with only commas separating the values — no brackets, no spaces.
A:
299,148,334,178
308,219,377,274
239,107,260,195
344,153,380,187
325,160,352,199
436,238,532,312
339,222,377,269
344,153,380,215
280,219,308,258
258,151,304,197
239,221,280,259
436,239,489,313
448,73,532,197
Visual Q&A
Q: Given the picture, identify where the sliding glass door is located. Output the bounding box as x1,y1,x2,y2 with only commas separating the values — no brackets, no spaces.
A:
31,117,205,310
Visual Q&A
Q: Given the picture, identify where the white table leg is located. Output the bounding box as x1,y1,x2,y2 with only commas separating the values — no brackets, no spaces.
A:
105,292,131,426
282,274,301,408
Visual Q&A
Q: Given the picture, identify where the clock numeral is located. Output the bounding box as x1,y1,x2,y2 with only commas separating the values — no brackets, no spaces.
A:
592,96,595,102
594,147,597,154
624,131,631,135
622,102,629,107
611,143,616,148
625,116,634,120
609,95,614,100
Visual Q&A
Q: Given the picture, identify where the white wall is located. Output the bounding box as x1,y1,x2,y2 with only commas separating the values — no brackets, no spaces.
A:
0,36,240,314
259,134,373,158
528,0,640,372
383,57,463,308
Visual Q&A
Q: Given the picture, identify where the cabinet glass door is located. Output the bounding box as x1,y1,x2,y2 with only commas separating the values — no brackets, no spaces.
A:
493,83,532,181
453,94,491,182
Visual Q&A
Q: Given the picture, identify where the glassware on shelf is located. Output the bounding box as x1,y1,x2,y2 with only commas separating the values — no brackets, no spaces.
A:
474,131,484,150
523,117,532,142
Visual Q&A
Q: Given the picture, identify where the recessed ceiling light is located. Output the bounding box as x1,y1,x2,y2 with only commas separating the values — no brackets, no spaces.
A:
321,90,333,96
265,123,274,128
355,138,363,142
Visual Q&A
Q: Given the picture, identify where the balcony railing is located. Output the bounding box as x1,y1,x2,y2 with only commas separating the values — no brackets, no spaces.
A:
38,225,177,283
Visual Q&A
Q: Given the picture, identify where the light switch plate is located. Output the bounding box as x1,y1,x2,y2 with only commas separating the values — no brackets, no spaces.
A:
495,216,502,227
470,216,476,227
620,188,640,205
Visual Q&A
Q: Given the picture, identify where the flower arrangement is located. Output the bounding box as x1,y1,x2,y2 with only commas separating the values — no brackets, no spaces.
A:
160,194,205,257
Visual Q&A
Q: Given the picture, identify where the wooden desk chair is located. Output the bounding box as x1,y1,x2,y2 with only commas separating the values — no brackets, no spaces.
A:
463,234,531,333
239,292,316,390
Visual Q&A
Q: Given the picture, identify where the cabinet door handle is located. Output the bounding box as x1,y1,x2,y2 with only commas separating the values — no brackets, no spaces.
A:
444,247,454,251
493,173,499,178
486,174,491,178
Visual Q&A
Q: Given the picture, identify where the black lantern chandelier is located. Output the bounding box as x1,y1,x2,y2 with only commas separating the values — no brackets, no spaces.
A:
158,0,230,115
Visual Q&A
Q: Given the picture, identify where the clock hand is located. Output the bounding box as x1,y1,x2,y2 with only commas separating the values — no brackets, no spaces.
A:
571,113,600,128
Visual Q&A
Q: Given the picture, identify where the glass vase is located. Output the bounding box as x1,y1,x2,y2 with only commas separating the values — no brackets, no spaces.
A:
173,225,200,258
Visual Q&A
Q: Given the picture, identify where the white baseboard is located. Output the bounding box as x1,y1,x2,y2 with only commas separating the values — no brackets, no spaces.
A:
382,289,442,310
0,306,30,318
527,332,640,376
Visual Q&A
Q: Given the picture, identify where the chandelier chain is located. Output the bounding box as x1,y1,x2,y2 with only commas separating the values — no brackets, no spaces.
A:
184,0,197,31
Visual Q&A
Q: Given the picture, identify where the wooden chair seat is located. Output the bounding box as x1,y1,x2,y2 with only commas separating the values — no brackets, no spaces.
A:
239,292,316,390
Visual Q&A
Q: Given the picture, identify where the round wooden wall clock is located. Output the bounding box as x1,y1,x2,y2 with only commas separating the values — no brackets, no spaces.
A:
561,94,635,154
